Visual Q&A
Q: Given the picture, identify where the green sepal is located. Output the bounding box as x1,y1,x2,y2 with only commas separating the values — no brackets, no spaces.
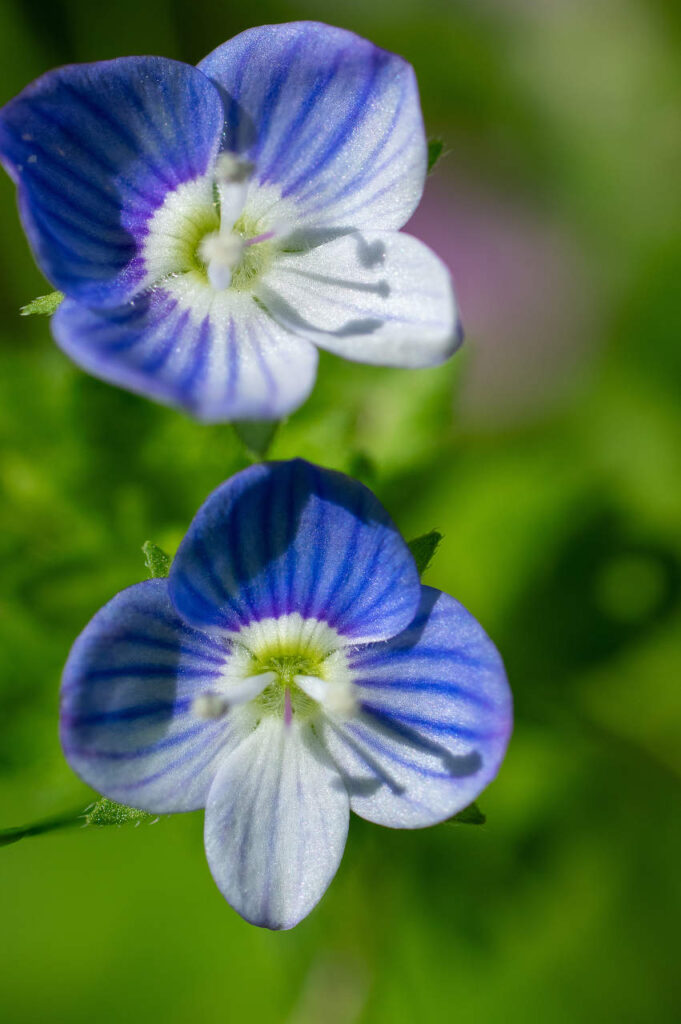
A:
427,138,444,174
20,291,64,317
142,540,171,579
407,530,443,577
445,801,486,826
83,798,156,827
233,419,279,460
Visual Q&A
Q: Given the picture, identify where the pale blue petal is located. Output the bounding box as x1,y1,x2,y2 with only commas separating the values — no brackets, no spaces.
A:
168,460,421,642
204,716,349,929
60,579,240,812
199,22,426,230
51,289,318,422
259,229,461,367
322,588,512,827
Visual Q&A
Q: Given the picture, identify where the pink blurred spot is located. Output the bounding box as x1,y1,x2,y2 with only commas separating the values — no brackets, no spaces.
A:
407,171,598,426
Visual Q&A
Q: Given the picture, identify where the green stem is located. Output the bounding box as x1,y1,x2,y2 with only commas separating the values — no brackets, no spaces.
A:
0,808,84,847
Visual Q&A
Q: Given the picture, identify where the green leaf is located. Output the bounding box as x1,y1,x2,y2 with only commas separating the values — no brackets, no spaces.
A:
20,291,64,317
407,530,443,577
233,419,279,460
83,798,155,827
142,540,171,579
427,138,444,174
445,801,486,826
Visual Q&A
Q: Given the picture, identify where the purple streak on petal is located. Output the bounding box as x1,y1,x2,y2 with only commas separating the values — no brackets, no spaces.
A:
169,459,421,642
322,587,512,828
259,50,348,185
199,22,426,229
52,290,317,423
60,579,234,812
281,51,382,200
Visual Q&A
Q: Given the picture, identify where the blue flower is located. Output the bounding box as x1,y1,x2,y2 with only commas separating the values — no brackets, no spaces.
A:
60,460,512,929
0,23,461,422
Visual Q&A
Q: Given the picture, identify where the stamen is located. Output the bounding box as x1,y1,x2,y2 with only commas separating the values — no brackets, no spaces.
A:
294,674,357,717
192,693,230,720
214,152,254,232
192,671,275,719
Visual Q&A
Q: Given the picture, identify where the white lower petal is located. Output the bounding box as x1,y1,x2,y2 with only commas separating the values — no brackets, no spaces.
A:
204,716,349,929
257,230,461,368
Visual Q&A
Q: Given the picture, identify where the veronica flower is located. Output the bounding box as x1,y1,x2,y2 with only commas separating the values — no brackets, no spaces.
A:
0,22,460,422
60,460,512,929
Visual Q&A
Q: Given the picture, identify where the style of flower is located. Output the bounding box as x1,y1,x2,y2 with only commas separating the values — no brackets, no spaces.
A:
0,22,461,422
60,460,512,929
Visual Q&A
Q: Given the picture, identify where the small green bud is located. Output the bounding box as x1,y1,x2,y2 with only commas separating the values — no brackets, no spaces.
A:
142,541,171,579
20,291,64,316
83,798,156,828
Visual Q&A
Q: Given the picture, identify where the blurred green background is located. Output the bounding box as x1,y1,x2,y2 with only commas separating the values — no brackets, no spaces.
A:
1,1,680,1021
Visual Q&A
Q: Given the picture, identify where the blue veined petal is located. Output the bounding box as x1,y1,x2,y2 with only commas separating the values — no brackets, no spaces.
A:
258,229,461,368
0,58,223,308
168,460,422,643
321,587,512,827
60,579,244,813
51,284,318,422
198,22,426,230
204,715,349,929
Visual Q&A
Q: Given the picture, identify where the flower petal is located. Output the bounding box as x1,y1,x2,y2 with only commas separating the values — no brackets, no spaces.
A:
198,22,426,230
204,716,349,929
0,57,223,307
60,579,244,813
258,230,461,367
321,587,512,827
168,460,421,642
51,284,318,422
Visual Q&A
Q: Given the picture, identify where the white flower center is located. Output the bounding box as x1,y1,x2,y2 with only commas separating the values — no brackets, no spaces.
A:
142,152,285,297
191,613,358,724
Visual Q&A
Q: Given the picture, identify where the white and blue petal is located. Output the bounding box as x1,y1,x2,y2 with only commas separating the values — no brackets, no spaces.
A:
321,588,512,827
51,283,318,422
60,579,244,813
0,57,223,307
204,715,349,929
168,460,421,642
258,230,461,367
199,22,426,230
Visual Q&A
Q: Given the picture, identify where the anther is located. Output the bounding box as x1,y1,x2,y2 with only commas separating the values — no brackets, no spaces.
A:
192,671,275,719
294,674,357,717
